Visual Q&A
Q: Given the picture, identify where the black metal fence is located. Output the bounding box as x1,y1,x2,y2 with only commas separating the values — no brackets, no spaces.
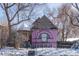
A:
57,41,74,48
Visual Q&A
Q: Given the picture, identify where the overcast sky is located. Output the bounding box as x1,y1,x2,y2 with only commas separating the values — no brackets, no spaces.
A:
0,3,62,25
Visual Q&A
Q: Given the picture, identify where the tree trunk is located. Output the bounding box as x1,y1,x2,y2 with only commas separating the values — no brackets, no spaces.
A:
62,29,64,41
7,22,12,46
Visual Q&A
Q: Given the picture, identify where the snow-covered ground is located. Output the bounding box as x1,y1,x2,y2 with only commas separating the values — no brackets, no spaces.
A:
0,47,79,56
0,47,29,56
35,48,79,56
66,38,79,42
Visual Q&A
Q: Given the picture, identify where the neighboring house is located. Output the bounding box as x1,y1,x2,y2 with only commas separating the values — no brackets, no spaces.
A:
17,15,58,48
0,25,9,47
17,21,33,47
17,23,32,42
0,25,9,39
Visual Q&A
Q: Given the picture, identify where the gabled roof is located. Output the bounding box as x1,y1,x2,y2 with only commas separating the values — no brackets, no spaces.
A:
32,15,58,29
17,15,58,31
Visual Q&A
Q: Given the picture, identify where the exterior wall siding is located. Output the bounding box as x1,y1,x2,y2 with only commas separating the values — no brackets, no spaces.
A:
32,29,58,48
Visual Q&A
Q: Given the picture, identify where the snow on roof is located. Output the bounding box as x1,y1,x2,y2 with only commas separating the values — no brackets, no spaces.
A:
17,20,34,31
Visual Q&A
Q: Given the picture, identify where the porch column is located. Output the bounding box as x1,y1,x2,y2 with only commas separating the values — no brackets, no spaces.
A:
26,31,30,41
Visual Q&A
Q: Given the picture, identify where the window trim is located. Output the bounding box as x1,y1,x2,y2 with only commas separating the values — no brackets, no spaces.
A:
39,33,50,42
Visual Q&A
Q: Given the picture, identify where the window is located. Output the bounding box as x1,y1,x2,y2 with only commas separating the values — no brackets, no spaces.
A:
39,33,50,42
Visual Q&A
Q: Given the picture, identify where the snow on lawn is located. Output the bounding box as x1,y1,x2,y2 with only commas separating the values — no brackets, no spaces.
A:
66,38,79,42
0,47,79,56
0,47,29,56
35,48,79,56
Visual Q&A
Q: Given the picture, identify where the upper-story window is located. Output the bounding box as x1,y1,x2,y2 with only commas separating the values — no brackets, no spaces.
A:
39,33,50,42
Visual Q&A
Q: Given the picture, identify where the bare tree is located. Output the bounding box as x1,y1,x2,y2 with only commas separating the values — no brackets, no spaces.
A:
0,3,44,48
62,3,79,38
57,4,71,41
67,3,79,27
57,3,79,40
48,4,71,41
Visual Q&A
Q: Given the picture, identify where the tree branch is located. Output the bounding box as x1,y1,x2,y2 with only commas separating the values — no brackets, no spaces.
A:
11,19,29,26
0,4,4,10
75,16,79,23
7,3,15,8
66,12,79,27
72,3,79,12
3,3,10,22
11,4,36,26
64,10,77,26
27,4,35,19
72,3,76,8
10,4,30,22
